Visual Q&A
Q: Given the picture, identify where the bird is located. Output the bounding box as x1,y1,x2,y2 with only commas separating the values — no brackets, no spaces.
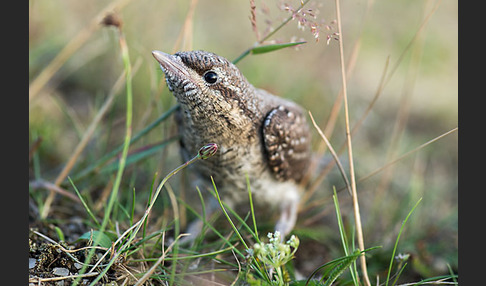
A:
152,50,311,237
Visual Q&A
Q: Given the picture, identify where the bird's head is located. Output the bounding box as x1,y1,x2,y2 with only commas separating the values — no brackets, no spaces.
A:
152,50,252,109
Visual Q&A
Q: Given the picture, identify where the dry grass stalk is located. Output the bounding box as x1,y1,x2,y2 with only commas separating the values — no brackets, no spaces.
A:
308,111,351,195
334,0,370,284
29,272,100,284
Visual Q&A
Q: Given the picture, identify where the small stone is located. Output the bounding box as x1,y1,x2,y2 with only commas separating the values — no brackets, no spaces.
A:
29,258,37,269
52,267,70,276
74,262,83,269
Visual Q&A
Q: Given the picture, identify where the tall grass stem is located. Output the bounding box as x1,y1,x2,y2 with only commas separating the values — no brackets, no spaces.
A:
334,0,370,284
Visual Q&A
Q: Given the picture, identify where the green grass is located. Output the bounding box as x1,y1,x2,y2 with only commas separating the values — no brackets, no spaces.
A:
29,0,457,285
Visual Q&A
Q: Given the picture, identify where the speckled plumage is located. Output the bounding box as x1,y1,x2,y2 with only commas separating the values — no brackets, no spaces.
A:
152,50,311,235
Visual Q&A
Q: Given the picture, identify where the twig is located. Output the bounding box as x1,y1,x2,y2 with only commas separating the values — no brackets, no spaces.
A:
334,0,371,284
29,272,100,283
29,179,81,202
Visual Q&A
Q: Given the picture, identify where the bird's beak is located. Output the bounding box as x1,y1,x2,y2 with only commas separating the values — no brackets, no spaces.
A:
151,50,191,78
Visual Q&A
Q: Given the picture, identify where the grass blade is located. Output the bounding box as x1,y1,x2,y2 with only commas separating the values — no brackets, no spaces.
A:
250,41,306,55
210,176,249,250
247,174,259,241
385,197,422,286
68,177,100,228
332,188,359,285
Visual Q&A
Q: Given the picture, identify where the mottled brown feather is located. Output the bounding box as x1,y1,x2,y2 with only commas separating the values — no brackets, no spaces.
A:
263,105,311,182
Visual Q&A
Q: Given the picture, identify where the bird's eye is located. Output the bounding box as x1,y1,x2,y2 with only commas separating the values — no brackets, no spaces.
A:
203,71,218,84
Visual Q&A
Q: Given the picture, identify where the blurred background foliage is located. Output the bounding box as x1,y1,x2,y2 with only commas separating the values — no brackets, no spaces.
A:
29,0,457,281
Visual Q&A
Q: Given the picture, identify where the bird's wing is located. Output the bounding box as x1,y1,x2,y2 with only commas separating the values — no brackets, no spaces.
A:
262,105,311,182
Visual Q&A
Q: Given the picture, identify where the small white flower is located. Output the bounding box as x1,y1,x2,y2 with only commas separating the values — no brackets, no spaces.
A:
395,253,410,261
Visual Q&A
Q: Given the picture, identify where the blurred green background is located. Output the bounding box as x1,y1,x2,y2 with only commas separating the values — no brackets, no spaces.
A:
29,0,457,281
